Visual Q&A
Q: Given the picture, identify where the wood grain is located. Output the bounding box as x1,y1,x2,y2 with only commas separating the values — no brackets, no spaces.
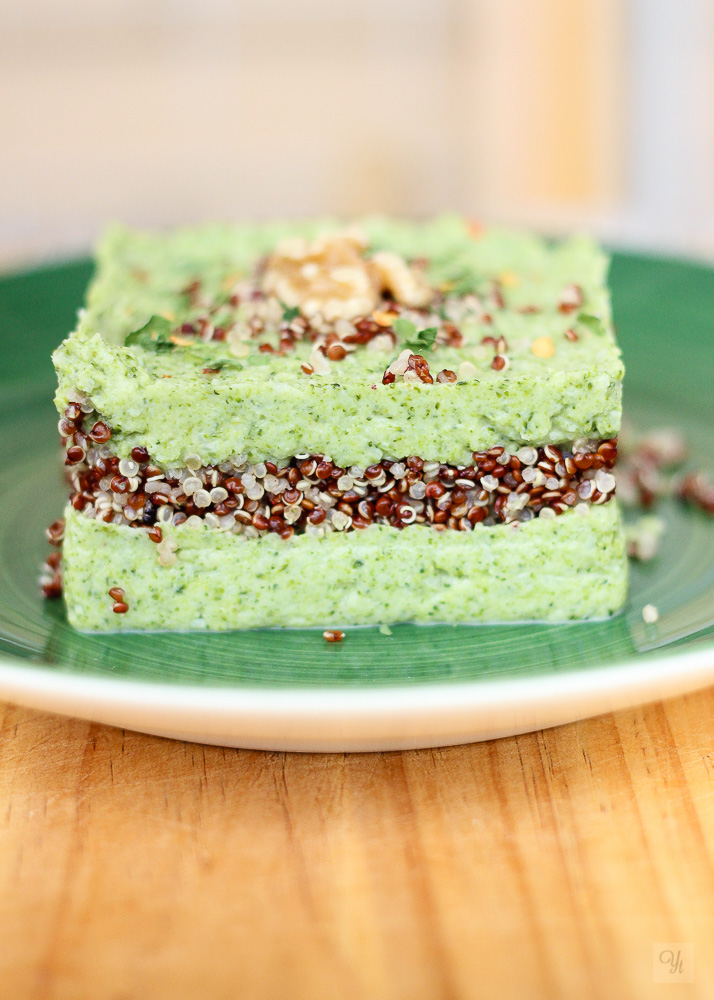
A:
1,690,714,1000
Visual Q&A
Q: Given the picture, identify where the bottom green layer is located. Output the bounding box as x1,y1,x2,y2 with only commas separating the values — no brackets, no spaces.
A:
61,502,628,632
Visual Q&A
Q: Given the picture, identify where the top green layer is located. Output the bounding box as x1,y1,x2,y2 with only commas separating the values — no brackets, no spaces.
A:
53,216,623,467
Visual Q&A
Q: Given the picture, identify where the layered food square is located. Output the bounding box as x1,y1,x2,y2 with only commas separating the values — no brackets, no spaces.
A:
47,217,627,631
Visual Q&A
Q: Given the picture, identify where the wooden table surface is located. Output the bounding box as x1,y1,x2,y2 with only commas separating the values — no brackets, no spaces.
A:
1,690,714,1000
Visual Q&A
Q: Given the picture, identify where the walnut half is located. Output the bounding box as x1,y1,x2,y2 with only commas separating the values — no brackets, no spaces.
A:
262,230,433,321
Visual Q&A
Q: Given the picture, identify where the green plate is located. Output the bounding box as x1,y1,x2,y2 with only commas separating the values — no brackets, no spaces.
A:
0,251,713,750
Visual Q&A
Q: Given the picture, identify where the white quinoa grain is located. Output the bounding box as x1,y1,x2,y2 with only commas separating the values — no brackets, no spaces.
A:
182,476,202,496
263,475,282,493
595,470,616,494
331,510,351,531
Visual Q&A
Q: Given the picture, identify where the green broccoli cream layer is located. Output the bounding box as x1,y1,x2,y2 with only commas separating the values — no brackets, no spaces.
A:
52,217,623,467
62,503,628,632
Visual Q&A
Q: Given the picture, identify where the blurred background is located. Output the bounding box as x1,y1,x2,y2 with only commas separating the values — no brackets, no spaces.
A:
1,0,713,266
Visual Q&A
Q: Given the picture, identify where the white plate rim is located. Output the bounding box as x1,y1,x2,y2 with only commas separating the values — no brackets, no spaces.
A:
0,642,712,751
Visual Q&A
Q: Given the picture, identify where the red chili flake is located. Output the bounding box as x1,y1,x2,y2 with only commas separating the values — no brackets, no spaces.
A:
408,353,434,384
182,279,202,303
443,322,463,347
491,285,505,309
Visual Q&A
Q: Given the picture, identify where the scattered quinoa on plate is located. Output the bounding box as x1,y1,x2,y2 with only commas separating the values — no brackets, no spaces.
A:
45,216,628,631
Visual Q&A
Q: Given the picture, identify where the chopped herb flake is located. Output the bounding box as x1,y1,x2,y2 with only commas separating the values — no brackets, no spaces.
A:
125,315,174,351
405,327,438,353
577,313,604,335
392,317,417,341
281,303,301,322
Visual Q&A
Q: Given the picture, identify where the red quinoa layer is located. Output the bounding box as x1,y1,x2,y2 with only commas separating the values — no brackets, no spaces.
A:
56,403,617,544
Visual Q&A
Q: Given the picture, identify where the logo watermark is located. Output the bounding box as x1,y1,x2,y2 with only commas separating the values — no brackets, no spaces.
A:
653,943,694,983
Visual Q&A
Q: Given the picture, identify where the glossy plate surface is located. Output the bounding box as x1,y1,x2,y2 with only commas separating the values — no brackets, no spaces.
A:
1,252,713,750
